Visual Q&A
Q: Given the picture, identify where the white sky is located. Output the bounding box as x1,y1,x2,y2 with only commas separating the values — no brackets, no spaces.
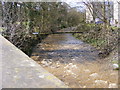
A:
65,0,120,12
65,1,86,12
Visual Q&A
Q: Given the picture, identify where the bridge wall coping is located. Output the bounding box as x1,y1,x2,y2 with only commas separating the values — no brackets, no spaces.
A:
0,35,68,88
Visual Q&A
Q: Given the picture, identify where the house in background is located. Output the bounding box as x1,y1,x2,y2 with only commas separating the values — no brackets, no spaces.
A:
113,1,120,27
85,1,120,27
86,4,93,23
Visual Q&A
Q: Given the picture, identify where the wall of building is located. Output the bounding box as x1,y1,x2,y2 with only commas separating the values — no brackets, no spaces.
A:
113,1,120,27
113,1,119,26
86,6,93,23
118,3,120,27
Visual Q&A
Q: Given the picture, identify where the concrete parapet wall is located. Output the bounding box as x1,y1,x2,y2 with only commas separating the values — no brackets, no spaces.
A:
0,35,68,88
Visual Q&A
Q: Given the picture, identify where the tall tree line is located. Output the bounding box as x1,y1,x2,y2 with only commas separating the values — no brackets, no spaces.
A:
1,2,69,45
0,2,84,54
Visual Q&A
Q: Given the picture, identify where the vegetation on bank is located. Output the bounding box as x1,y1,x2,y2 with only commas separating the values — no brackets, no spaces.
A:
73,23,119,69
0,2,84,55
73,23,118,58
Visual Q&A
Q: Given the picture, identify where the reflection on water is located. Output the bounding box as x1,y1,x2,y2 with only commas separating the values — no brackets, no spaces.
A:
32,34,99,62
31,34,118,88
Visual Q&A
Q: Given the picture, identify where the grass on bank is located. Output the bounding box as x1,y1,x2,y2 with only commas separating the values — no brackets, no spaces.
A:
74,33,106,50
73,23,119,70
73,23,118,54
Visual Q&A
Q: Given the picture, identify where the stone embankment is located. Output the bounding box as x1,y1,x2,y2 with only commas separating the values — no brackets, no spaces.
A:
0,35,67,88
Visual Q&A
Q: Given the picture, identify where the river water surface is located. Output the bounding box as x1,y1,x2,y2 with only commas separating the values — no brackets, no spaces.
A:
31,34,118,88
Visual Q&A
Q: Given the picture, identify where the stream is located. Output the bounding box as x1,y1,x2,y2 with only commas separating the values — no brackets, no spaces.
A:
30,34,118,88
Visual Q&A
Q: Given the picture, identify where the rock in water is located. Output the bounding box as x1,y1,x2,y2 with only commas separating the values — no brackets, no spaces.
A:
94,80,108,87
31,56,39,61
113,64,119,70
84,69,91,73
95,80,107,84
108,83,118,88
89,73,99,78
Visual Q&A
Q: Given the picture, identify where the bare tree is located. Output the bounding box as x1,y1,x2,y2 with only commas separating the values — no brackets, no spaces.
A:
84,0,113,25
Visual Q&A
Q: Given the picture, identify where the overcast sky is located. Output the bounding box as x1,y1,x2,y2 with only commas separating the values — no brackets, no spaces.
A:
65,1,86,12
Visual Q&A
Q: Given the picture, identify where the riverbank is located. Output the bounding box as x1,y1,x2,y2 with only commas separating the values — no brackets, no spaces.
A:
2,32,49,56
21,34,49,56
73,24,119,69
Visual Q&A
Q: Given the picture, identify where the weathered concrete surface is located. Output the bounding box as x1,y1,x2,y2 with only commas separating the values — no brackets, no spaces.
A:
0,35,68,88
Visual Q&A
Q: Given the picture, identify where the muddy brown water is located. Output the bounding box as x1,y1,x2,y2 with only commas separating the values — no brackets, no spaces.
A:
30,34,118,88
